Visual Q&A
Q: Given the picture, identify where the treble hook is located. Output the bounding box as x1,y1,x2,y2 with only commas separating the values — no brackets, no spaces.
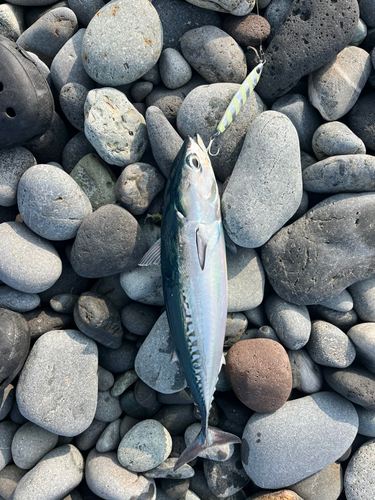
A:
247,45,266,65
207,132,220,157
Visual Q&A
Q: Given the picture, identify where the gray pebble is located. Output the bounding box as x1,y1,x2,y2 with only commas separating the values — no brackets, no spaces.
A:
17,164,92,241
271,93,322,154
0,385,14,422
130,81,153,103
0,4,24,41
290,462,343,500
25,50,55,96
222,111,302,247
120,415,140,439
85,448,156,500
97,366,114,392
288,349,323,394
144,458,194,479
180,26,246,84
0,221,62,294
154,404,198,436
74,292,123,349
242,391,358,489
312,121,366,160
142,63,161,85
349,276,375,321
347,323,375,373
0,421,19,473
0,286,40,313
11,422,59,470
95,390,122,423
306,320,356,368
344,439,375,500
17,7,78,66
16,329,98,436
11,445,84,500
157,389,194,405
243,305,267,328
84,87,149,167
0,464,27,500
9,399,28,426
0,147,36,207
62,131,96,174
50,28,95,92
264,0,293,41
120,264,164,306
301,150,316,170
359,0,375,27
81,0,162,86
50,293,78,314
96,418,121,453
350,17,368,45
177,82,259,182
74,419,107,451
355,404,375,436
160,477,190,499
67,0,104,26
115,163,165,215
224,313,248,348
185,423,234,462
265,294,311,350
135,312,187,394
159,48,192,90
98,339,137,374
91,274,132,311
134,380,157,409
145,106,183,178
319,289,354,312
256,325,280,343
121,303,159,337
311,306,359,332
59,82,89,131
111,370,138,397
118,419,172,472
308,46,372,121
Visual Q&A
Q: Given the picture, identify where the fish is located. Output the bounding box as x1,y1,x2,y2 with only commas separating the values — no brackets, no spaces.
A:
139,134,241,470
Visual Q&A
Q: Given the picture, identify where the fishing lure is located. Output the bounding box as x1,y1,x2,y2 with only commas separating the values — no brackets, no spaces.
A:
207,47,266,156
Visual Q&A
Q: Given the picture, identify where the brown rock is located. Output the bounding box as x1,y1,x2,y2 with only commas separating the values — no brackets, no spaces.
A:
223,13,271,47
247,491,304,500
225,339,292,413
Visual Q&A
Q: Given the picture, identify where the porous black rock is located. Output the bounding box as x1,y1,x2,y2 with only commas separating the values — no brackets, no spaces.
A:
262,193,375,305
256,0,359,101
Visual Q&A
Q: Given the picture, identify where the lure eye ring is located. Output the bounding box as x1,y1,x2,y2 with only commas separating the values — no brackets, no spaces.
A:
187,154,200,169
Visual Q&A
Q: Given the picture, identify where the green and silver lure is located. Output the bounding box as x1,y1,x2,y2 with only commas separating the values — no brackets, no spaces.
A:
207,47,266,156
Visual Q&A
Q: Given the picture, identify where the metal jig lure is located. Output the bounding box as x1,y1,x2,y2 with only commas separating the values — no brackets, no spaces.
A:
207,46,266,156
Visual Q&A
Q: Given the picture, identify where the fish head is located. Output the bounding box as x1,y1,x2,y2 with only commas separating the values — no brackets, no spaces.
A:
176,134,221,223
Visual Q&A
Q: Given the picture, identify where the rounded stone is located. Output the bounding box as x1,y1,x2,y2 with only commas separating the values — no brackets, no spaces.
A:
111,370,138,397
17,164,92,241
67,0,105,27
97,366,114,393
323,364,375,410
50,293,78,314
11,422,59,470
74,419,107,451
290,462,343,500
59,82,88,131
264,294,311,350
180,26,247,84
355,405,375,436
319,289,354,312
16,7,78,66
226,339,292,412
11,445,84,500
74,292,123,349
176,82,259,182
0,147,36,207
95,390,122,423
16,329,98,436
84,87,149,167
0,421,19,473
120,264,164,306
118,419,172,472
348,93,375,151
130,81,153,102
121,303,159,337
308,46,371,121
0,385,14,421
62,131,96,174
98,339,138,374
159,48,192,90
134,312,187,394
221,111,302,248
0,221,62,293
70,204,147,278
311,305,359,332
0,4,24,41
91,274,132,311
261,193,375,305
312,121,366,160
0,286,40,313
0,464,27,500
223,13,271,46
349,276,375,321
115,162,165,215
96,418,121,453
120,390,161,420
350,17,368,45
271,93,322,154
347,323,375,373
81,0,162,86
134,380,156,409
288,349,323,394
306,320,356,368
264,0,294,41
242,391,358,489
224,312,248,347
344,439,375,500
85,448,156,500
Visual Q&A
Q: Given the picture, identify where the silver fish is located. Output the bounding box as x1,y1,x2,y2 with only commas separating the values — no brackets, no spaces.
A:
140,134,241,470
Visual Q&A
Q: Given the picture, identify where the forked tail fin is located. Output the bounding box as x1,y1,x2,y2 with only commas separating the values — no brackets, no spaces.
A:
173,426,242,471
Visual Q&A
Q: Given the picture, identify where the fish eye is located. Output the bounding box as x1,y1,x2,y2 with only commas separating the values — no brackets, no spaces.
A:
187,154,200,169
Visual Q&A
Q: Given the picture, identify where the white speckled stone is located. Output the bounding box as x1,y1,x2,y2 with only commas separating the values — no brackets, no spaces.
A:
84,87,148,167
345,439,375,500
81,0,163,86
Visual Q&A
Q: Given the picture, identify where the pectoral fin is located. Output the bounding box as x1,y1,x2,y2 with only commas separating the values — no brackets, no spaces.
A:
138,239,161,266
196,228,207,271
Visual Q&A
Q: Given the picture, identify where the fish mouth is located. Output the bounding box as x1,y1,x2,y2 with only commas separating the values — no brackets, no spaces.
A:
187,134,208,154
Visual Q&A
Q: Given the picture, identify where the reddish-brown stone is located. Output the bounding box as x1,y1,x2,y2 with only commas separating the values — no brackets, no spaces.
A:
225,338,292,413
223,14,271,47
247,491,304,500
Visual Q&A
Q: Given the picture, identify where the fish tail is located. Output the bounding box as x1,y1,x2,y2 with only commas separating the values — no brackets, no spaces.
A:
173,426,242,471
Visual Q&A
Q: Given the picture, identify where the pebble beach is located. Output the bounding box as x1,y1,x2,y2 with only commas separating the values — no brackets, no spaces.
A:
0,0,375,499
